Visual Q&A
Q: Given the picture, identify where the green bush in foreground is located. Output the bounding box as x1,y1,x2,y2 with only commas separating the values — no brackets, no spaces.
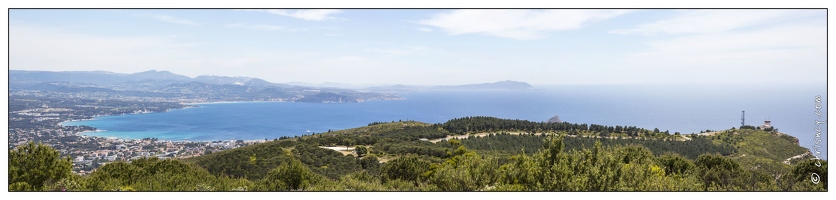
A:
9,141,72,191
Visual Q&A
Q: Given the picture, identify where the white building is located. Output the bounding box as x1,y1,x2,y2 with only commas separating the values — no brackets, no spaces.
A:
105,155,117,161
760,120,773,130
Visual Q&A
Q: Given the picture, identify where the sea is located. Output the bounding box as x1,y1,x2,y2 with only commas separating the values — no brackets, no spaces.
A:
61,84,828,159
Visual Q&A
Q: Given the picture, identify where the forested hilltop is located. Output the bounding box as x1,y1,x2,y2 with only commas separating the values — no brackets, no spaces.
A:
9,117,826,191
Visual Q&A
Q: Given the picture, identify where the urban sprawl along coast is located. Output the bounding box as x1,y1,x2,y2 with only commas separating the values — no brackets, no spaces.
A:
8,70,405,175
8,89,273,175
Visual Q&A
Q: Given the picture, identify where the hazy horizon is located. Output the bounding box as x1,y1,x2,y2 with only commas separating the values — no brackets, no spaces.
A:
9,9,826,87
10,68,829,90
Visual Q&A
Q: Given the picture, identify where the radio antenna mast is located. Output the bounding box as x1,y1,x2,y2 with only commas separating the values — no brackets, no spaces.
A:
741,111,745,126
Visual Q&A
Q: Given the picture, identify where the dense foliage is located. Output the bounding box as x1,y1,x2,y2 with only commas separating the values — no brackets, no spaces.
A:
9,142,73,191
9,118,827,192
292,144,363,179
443,116,589,134
298,125,449,147
451,132,735,159
704,129,808,162
441,116,671,138
187,140,296,180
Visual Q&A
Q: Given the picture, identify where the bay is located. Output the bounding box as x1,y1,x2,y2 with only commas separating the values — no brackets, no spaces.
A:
61,84,828,158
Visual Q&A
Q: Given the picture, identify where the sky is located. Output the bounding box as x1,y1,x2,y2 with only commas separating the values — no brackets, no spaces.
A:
8,9,828,87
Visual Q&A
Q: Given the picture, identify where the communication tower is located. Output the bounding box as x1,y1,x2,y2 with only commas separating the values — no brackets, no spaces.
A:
741,111,745,126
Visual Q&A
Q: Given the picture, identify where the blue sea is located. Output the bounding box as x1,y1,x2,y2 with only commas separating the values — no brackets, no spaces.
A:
61,84,828,158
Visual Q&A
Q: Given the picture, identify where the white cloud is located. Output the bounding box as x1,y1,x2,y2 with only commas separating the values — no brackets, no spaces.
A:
8,25,315,78
629,23,825,67
610,10,822,36
640,24,823,58
616,10,826,69
143,14,202,26
617,17,826,85
9,25,203,73
418,9,631,40
365,48,410,56
242,9,343,21
226,23,301,31
415,27,433,32
338,56,368,61
364,46,445,56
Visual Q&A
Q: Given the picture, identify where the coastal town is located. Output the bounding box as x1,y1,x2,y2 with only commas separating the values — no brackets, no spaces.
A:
8,90,272,175
64,137,268,175
7,69,412,175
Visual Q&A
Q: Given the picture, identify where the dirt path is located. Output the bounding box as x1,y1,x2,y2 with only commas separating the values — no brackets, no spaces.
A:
319,146,356,156
698,131,721,136
733,153,747,159
319,146,393,163
376,156,391,163
428,132,544,143
427,132,682,143
783,151,811,165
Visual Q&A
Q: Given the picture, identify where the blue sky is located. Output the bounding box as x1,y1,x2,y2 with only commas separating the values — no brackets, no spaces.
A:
9,9,827,86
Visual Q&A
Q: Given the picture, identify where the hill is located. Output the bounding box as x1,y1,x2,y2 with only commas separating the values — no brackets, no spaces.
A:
10,116,826,191
175,117,824,191
698,128,814,175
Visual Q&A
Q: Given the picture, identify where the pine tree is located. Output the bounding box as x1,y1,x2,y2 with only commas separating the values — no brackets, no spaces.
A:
9,141,73,191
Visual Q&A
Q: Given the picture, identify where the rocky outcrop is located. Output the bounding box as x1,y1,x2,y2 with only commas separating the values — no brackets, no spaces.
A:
547,115,562,123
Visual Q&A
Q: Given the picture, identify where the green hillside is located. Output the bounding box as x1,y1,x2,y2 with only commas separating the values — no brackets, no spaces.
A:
9,117,827,191
704,129,810,162
697,128,815,180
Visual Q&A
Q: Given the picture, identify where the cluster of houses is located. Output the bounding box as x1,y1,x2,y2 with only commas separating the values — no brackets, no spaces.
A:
209,140,236,149
72,140,238,165
68,139,254,175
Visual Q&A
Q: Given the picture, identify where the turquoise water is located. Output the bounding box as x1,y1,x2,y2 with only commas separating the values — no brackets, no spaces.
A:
62,85,828,158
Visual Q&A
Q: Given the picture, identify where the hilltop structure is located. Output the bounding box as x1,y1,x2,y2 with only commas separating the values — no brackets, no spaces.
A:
760,119,772,130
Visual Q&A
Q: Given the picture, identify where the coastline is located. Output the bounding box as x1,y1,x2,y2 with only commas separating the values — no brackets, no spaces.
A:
57,102,194,142
184,100,287,105
58,118,95,126
57,100,296,143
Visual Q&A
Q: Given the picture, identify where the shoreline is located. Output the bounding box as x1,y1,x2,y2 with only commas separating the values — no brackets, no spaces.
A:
57,100,296,143
58,102,198,143
59,100,296,143
58,99,373,143
73,128,273,144
184,100,287,105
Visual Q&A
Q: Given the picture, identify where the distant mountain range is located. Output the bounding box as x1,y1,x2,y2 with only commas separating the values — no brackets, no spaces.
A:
10,70,291,88
9,70,535,103
8,70,401,103
284,81,353,88
10,70,191,85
